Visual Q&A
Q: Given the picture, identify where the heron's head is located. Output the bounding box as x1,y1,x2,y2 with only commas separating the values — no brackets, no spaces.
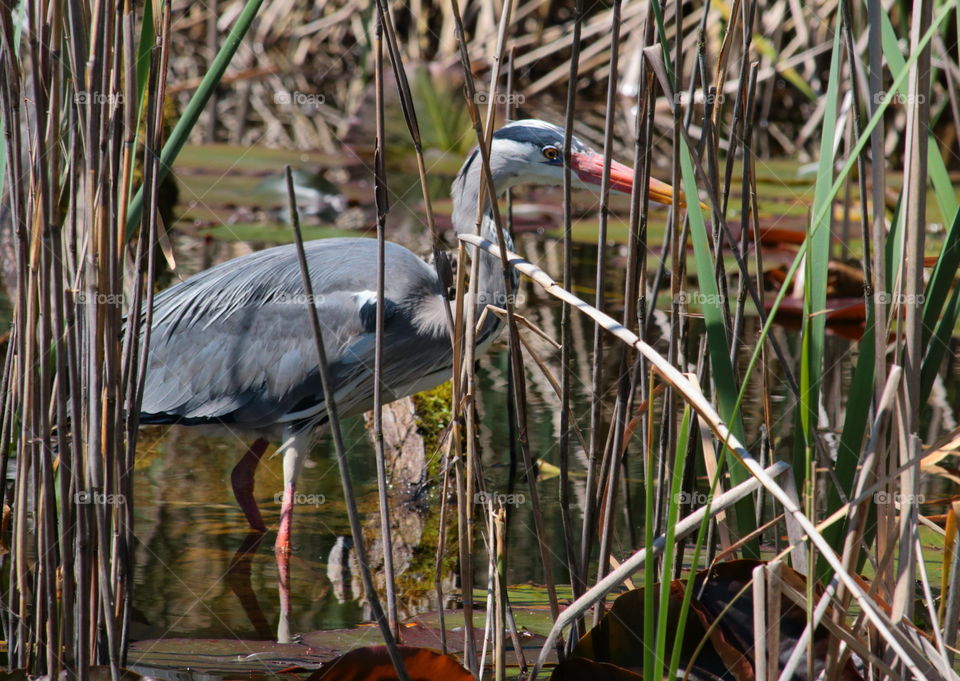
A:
451,119,679,232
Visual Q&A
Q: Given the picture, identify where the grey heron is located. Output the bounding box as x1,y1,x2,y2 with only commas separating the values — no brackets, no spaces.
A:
138,118,678,635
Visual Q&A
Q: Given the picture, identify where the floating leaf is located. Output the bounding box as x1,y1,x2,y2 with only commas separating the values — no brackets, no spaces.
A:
307,645,471,681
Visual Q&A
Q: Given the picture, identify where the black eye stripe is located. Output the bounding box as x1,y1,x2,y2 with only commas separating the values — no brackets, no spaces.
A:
494,121,590,152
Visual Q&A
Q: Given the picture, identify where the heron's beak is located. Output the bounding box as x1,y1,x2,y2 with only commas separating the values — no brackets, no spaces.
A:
570,151,690,208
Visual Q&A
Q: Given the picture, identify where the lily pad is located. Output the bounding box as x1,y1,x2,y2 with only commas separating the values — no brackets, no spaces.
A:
306,645,471,681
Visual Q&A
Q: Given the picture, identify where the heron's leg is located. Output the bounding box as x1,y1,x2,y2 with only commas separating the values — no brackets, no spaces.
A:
275,429,308,643
275,430,308,555
230,438,269,532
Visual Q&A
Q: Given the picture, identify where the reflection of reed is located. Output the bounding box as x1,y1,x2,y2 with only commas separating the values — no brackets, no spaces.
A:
327,536,361,603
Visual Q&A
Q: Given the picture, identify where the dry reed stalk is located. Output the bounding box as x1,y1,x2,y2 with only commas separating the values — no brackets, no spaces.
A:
0,0,175,676
558,0,586,641
892,0,933,647
590,0,626,614
370,9,401,641
364,0,460,652
447,1,482,670
493,505,506,681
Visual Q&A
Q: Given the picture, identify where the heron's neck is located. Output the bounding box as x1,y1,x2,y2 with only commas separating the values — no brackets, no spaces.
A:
451,172,517,335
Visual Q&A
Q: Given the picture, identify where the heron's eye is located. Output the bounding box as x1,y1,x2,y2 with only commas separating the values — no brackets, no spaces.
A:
541,146,561,161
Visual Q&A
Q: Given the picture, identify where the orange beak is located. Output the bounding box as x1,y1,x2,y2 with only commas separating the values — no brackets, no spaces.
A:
570,151,698,209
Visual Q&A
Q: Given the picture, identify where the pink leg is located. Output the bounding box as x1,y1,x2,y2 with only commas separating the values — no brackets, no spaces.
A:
231,438,269,532
275,430,307,643
276,492,295,643
275,483,296,557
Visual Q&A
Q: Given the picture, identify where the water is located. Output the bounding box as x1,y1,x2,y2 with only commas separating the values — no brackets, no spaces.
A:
132,418,375,639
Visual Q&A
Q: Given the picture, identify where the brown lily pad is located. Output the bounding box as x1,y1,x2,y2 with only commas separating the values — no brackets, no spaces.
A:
306,645,471,681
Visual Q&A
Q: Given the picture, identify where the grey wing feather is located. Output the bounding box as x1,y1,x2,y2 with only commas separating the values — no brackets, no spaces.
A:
140,237,451,430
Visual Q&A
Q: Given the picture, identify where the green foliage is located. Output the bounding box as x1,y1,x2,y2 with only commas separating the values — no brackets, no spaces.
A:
411,380,453,475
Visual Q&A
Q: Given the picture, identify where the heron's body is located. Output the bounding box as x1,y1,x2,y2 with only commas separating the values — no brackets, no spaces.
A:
140,237,470,434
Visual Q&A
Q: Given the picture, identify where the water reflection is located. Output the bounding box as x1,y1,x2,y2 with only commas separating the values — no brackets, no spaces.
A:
132,419,371,639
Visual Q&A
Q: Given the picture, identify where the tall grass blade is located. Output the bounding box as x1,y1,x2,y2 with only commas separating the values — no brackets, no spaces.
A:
823,317,875,561
678,144,756,553
653,403,691,681
797,24,842,576
921,283,960,398
125,0,155,195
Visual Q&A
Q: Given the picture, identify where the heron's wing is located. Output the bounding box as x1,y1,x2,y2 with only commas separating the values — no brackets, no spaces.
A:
140,238,450,429
277,302,453,427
